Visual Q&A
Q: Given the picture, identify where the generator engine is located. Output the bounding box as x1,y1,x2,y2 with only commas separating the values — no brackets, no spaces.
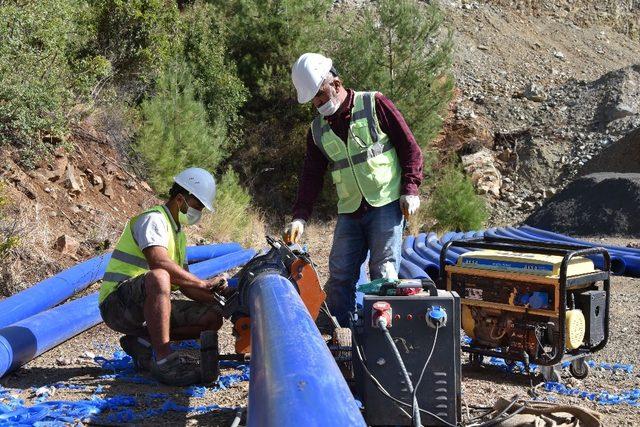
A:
441,237,610,380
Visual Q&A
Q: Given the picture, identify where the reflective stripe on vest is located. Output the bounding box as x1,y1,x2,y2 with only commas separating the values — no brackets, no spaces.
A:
98,205,186,304
310,91,402,213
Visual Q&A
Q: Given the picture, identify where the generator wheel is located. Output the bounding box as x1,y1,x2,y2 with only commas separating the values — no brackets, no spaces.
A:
569,358,590,379
200,330,220,384
332,327,353,380
540,365,561,383
469,353,484,367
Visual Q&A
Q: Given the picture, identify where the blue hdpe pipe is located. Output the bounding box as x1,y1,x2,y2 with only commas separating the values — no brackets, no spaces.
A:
0,253,112,329
402,235,439,277
0,243,246,329
189,249,256,278
399,257,429,279
0,293,102,378
186,243,243,264
247,274,365,427
0,250,255,378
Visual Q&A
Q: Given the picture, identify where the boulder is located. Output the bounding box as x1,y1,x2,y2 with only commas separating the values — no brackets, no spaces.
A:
461,148,502,197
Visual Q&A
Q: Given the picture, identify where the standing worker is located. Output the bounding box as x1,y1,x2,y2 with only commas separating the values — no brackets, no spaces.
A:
99,167,228,386
285,53,423,327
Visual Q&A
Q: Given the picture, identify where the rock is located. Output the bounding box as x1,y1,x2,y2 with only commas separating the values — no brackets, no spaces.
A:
45,156,69,182
477,44,489,51
56,357,72,366
34,386,55,397
460,148,502,197
523,83,547,102
63,164,82,195
101,179,114,199
124,180,137,190
54,234,79,255
81,351,96,360
140,181,152,192
15,179,37,200
553,51,565,60
104,162,118,176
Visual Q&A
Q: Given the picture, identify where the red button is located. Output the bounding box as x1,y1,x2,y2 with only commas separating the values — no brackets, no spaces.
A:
406,314,413,320
394,314,401,320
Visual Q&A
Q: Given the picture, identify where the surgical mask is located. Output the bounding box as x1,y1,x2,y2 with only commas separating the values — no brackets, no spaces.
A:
317,97,340,116
178,202,202,226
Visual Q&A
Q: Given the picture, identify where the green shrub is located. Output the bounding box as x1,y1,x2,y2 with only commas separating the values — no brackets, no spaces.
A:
91,0,180,87
135,63,231,193
427,165,488,232
330,0,453,150
202,168,264,247
0,0,110,166
0,182,20,259
180,2,247,129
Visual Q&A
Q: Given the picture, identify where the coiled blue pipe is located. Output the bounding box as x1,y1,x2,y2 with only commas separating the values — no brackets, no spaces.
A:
186,243,243,264
247,274,365,426
0,253,111,329
399,258,429,279
0,243,245,329
0,250,256,378
0,293,102,378
413,233,449,279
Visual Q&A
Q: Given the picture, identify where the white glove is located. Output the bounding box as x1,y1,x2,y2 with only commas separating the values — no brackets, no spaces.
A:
284,219,306,244
399,195,420,217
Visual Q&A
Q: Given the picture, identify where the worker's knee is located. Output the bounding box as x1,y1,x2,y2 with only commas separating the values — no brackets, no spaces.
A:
144,269,171,295
202,310,223,331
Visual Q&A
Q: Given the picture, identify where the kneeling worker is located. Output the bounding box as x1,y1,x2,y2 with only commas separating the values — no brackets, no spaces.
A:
98,167,227,386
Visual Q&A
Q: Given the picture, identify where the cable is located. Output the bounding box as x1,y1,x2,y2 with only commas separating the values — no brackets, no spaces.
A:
378,318,421,427
412,323,440,419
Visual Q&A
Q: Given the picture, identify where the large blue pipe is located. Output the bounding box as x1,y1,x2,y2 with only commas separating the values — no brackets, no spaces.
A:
0,251,256,378
247,274,365,426
188,249,256,278
521,225,640,257
399,257,429,279
0,293,102,377
186,243,243,264
0,253,111,329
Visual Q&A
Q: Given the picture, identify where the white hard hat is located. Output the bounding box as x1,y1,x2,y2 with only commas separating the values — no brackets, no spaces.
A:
173,167,216,211
291,53,333,104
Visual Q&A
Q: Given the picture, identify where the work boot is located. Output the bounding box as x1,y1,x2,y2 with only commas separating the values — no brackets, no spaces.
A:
119,335,152,371
151,352,201,386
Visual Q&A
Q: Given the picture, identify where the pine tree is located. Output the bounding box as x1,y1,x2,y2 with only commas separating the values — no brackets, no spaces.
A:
136,63,229,194
330,0,454,150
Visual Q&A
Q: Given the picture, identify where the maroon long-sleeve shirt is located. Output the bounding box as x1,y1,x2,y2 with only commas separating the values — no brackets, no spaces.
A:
292,89,423,221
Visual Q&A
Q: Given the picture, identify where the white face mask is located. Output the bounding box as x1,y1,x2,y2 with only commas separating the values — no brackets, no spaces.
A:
178,198,203,226
317,97,341,116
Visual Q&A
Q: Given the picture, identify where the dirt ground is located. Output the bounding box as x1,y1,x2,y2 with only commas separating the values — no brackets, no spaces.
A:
1,226,639,426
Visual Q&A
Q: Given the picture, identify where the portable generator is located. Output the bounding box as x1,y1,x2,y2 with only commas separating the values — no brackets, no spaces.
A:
350,279,461,426
439,236,610,381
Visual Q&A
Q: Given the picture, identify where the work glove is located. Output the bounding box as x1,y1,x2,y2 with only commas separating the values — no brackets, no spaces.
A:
205,274,229,295
399,195,420,217
284,219,306,244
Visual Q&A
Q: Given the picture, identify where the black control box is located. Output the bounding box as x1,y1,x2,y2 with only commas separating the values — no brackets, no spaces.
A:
577,290,606,346
353,289,460,426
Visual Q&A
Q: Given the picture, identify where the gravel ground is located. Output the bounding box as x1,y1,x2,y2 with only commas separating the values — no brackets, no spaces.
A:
1,231,639,425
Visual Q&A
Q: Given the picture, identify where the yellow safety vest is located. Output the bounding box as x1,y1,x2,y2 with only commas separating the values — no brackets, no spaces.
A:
311,91,402,214
98,205,187,304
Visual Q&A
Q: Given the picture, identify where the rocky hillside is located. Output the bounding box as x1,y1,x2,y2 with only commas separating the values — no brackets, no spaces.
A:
438,0,640,225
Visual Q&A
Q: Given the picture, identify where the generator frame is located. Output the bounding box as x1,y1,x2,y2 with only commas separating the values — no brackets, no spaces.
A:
438,236,611,369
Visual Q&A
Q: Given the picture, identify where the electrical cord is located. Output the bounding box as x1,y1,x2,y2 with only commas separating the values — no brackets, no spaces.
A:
412,323,440,419
378,318,421,427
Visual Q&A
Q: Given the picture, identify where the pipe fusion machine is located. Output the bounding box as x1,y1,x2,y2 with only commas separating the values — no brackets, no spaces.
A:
440,236,611,382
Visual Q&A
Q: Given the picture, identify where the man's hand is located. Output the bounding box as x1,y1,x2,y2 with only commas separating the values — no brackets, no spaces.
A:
203,274,229,295
284,219,306,244
399,195,420,218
